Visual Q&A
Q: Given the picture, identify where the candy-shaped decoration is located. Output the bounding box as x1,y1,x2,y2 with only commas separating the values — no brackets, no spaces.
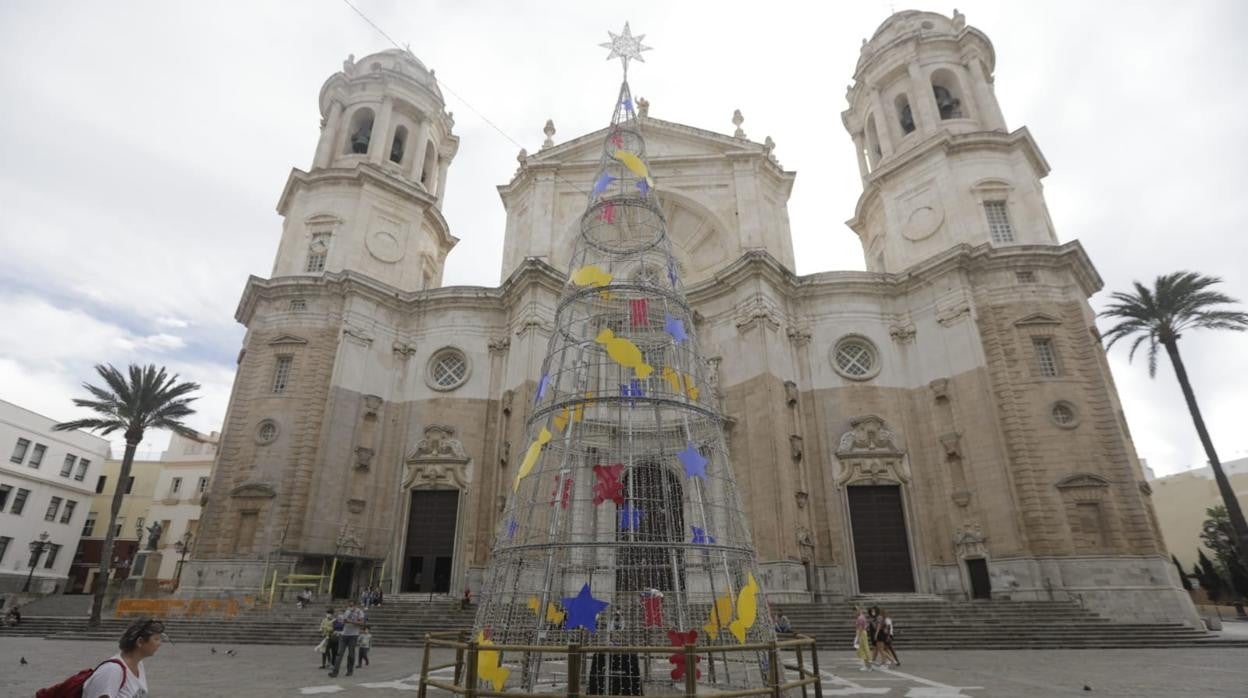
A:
684,374,700,401
703,592,734,640
629,298,648,326
661,366,682,394
595,329,654,379
592,463,626,505
614,149,654,187
572,264,613,289
728,573,760,643
641,588,665,627
514,427,553,491
476,631,511,692
562,583,610,632
667,630,702,681
550,476,573,509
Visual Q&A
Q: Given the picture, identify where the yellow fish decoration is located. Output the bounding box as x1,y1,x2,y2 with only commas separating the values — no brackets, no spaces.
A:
571,264,613,289
703,592,734,640
661,366,699,400
614,149,654,187
728,573,760,644
475,631,510,692
596,329,653,379
527,596,567,625
513,427,552,491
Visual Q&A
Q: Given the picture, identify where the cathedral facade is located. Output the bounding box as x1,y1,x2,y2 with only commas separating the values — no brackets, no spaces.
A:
186,11,1197,626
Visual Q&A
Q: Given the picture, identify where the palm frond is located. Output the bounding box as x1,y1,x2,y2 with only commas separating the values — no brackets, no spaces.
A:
52,417,127,435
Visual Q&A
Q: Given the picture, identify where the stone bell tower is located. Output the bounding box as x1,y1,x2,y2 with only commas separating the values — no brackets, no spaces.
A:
270,49,460,291
842,10,1057,273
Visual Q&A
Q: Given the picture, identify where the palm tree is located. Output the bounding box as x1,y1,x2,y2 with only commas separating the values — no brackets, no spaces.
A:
1099,271,1248,554
53,364,200,627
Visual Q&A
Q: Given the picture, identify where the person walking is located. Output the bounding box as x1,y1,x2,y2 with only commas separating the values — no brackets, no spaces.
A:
853,607,872,672
81,617,164,697
328,600,367,678
878,609,900,667
358,626,372,667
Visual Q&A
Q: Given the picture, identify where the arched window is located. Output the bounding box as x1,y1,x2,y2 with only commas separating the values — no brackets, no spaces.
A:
420,142,437,188
894,94,916,135
616,461,684,593
344,107,375,155
865,114,882,167
390,125,408,164
930,69,965,120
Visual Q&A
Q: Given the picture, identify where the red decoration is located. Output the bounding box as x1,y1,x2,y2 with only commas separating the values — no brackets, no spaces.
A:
550,477,573,509
667,629,701,681
600,201,618,224
630,298,649,327
610,132,624,148
642,594,664,627
592,464,625,505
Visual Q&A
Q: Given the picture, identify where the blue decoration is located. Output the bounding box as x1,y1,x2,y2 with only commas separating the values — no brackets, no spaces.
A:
506,518,519,540
592,171,615,198
622,96,634,114
535,373,550,404
664,314,687,343
619,379,644,407
562,583,610,632
679,443,708,480
618,502,643,531
667,259,679,286
691,525,716,546
635,179,651,196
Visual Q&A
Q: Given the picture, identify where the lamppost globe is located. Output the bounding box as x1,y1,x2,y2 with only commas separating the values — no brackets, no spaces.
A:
22,531,52,592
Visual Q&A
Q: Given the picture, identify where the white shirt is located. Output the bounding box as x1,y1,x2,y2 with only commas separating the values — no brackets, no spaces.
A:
82,655,149,698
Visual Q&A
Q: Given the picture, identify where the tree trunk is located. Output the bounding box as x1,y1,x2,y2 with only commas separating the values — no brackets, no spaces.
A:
1163,339,1248,553
89,437,140,628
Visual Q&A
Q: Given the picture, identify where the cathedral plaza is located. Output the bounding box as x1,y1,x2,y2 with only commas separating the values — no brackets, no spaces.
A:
4,3,1248,698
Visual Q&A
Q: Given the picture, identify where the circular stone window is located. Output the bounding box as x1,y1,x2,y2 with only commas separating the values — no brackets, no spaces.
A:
831,335,881,381
1050,401,1080,429
427,347,470,391
256,420,279,444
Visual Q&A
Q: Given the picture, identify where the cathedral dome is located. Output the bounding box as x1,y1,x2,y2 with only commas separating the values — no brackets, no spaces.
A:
319,48,444,117
856,10,994,77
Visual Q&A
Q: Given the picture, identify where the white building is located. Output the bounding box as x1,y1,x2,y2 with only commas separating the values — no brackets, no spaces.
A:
144,432,218,580
0,399,108,593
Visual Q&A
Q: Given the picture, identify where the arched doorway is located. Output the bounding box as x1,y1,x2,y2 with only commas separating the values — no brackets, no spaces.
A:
616,460,685,594
397,425,472,594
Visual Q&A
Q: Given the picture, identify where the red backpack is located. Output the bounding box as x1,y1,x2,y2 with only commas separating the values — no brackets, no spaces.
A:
36,658,127,698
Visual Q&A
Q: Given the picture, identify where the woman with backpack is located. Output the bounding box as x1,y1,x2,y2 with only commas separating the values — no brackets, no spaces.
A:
40,617,164,697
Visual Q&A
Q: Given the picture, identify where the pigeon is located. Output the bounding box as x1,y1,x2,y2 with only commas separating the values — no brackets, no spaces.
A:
211,647,217,654
1083,686,1092,692
20,657,28,666
226,649,237,657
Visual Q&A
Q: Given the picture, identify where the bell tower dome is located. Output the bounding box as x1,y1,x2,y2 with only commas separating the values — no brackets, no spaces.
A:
843,10,1057,273
270,50,460,291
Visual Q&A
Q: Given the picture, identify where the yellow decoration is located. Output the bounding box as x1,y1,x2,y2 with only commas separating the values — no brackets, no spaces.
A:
514,427,553,491
614,149,654,186
571,265,613,289
527,596,540,614
729,573,760,644
662,366,682,393
476,631,510,692
552,399,588,433
526,596,566,625
703,592,734,640
683,374,700,401
595,329,653,379
553,407,570,433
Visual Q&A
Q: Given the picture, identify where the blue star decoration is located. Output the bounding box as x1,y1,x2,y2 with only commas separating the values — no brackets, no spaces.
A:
563,583,610,632
506,518,519,540
622,96,635,114
679,443,708,480
664,314,687,343
691,525,716,546
618,502,643,531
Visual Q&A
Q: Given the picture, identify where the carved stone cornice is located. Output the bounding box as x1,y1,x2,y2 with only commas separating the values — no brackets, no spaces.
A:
229,482,276,499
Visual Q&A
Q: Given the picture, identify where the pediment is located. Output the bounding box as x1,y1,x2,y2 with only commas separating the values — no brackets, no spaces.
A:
1013,313,1061,327
1055,473,1109,490
230,482,277,499
531,117,765,167
268,334,309,346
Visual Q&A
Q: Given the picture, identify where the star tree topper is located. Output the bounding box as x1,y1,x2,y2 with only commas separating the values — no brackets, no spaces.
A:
600,22,652,76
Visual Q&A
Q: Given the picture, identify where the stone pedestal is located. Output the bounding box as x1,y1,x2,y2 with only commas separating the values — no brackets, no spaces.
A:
127,551,164,595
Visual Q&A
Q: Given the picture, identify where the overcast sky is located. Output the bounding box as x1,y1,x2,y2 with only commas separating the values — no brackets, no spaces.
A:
1,1,1246,475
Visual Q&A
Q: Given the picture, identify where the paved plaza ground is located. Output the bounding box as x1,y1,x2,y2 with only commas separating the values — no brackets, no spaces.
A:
2,635,1246,696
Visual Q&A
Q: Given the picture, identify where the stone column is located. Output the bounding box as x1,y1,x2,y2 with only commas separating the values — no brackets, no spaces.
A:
852,131,869,181
409,116,431,184
435,156,450,201
368,96,394,165
907,61,939,132
313,100,344,170
868,88,895,156
965,57,1007,131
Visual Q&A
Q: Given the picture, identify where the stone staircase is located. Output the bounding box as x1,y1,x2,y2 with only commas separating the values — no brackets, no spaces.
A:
4,594,1245,649
774,596,1248,649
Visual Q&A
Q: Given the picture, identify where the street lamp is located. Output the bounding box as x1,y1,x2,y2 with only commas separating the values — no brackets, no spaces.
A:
173,531,193,587
23,531,51,592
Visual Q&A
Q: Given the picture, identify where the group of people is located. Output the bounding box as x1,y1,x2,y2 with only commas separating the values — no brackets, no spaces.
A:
360,585,385,608
853,606,899,671
319,601,373,678
3,605,21,627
